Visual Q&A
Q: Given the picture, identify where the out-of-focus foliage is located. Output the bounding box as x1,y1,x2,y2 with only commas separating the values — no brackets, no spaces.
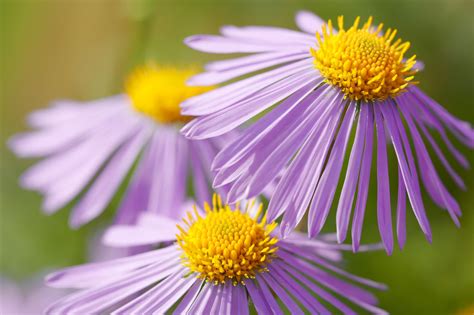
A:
1,1,472,314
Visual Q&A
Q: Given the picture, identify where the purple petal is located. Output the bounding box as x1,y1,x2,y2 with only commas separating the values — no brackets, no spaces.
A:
217,82,328,203
187,283,218,314
258,273,303,314
277,248,384,306
398,96,461,226
111,269,195,315
414,108,466,189
29,115,142,214
26,95,125,128
184,34,296,54
182,69,318,139
212,80,323,172
336,102,368,243
114,134,156,225
386,100,432,241
411,87,473,148
374,105,394,255
188,52,309,85
181,59,312,116
244,279,272,314
220,25,314,45
396,168,407,249
278,261,355,314
279,243,387,290
69,126,152,228
245,86,334,199
270,263,329,313
206,51,306,72
295,10,325,34
45,246,179,288
147,129,187,220
273,92,344,234
46,263,183,314
253,275,284,315
231,285,249,315
172,281,203,315
308,105,356,237
102,222,177,247
8,104,124,158
351,104,374,252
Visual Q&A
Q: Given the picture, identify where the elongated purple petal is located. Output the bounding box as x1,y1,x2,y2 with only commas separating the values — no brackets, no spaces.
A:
396,168,407,249
385,100,432,242
254,275,284,315
374,105,394,254
182,59,312,115
205,51,304,72
410,87,473,148
351,104,374,252
259,272,303,314
189,52,309,86
295,10,325,34
46,246,180,288
308,105,356,237
275,93,344,234
398,96,461,226
336,103,367,243
69,126,152,227
243,279,272,314
184,35,295,54
172,281,203,315
182,69,317,139
111,269,195,315
270,263,328,314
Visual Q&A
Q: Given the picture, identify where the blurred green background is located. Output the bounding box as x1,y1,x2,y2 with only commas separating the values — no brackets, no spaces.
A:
1,0,473,314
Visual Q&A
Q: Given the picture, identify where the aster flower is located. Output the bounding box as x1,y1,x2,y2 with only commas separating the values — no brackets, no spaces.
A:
181,11,474,253
45,196,387,314
9,65,234,228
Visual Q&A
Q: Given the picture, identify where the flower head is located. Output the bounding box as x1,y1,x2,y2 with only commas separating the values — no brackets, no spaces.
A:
9,64,233,227
181,11,473,254
177,195,278,284
312,16,416,101
45,197,387,314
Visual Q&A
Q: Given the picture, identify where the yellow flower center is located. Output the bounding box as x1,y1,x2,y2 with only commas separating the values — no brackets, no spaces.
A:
311,16,418,101
177,195,279,285
125,65,212,124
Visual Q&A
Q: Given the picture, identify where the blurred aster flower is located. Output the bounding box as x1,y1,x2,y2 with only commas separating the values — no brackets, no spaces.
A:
0,277,66,314
181,11,474,253
45,195,387,314
9,65,234,228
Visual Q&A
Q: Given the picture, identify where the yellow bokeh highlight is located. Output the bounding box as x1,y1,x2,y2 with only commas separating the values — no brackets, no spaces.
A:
125,64,212,124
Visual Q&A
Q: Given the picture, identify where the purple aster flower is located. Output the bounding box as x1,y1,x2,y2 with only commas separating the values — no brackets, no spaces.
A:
9,65,235,228
181,11,474,253
45,196,387,314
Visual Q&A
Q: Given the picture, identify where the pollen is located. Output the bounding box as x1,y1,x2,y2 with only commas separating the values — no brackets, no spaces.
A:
311,16,418,101
176,195,279,285
125,65,212,124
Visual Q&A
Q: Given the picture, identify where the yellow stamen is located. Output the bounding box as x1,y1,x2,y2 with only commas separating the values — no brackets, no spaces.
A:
311,16,417,101
176,195,279,285
125,64,212,124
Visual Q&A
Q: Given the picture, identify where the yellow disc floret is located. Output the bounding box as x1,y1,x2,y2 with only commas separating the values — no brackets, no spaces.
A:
125,65,212,124
177,195,279,285
312,16,418,101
